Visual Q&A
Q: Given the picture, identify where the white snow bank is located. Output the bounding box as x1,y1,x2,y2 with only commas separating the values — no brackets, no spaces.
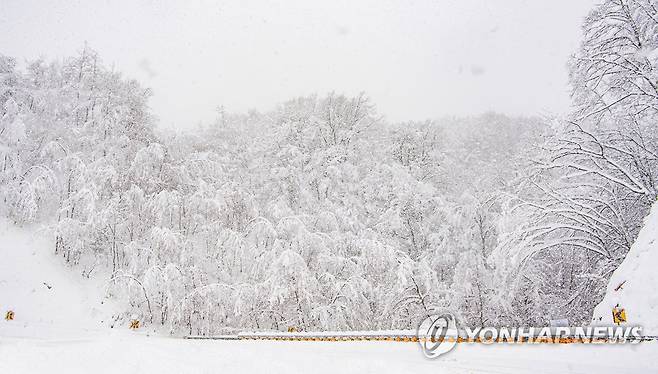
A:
0,220,118,339
592,201,658,334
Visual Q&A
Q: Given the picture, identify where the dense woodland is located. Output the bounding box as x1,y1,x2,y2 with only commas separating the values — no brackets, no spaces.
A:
1,0,657,335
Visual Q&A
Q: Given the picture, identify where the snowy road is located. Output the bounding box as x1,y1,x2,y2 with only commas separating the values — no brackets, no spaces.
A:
1,332,657,374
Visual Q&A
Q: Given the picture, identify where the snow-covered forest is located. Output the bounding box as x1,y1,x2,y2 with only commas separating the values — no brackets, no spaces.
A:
1,0,657,336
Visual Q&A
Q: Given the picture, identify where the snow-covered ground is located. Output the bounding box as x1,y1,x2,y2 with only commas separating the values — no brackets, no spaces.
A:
3,333,658,374
592,202,658,334
2,221,658,373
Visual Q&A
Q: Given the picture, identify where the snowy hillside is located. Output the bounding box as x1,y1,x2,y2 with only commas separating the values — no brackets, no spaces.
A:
0,221,656,374
592,202,658,334
0,220,118,339
2,220,658,373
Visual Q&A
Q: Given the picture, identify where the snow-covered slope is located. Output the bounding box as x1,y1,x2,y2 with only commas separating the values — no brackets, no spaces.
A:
0,220,118,339
592,201,658,334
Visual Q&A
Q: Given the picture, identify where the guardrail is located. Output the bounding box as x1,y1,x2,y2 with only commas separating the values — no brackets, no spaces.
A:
184,331,658,343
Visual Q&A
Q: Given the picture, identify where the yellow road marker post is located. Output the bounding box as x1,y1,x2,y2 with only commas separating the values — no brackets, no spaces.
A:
612,307,627,325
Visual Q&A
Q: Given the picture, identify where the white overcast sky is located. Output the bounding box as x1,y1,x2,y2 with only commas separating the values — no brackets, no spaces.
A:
1,0,596,129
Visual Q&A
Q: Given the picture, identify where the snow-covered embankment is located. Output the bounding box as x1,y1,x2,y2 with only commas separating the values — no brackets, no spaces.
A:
592,202,658,334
